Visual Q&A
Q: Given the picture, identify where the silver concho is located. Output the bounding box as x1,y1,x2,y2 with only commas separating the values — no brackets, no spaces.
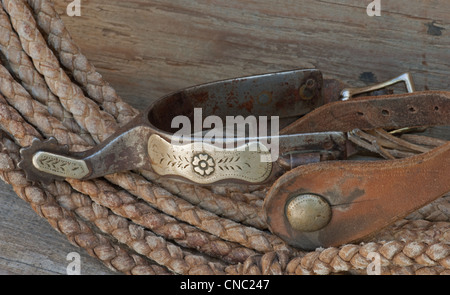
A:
148,134,272,184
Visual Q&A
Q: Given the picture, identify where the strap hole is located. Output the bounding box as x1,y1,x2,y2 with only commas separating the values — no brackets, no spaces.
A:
435,106,439,111
381,110,390,116
357,111,364,116
409,107,417,113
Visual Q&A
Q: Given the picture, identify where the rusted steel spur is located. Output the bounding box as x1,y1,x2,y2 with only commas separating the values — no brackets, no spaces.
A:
18,69,450,250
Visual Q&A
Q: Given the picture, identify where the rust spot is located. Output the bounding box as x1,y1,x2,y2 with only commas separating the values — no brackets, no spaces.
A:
226,91,239,108
211,104,219,114
192,91,209,104
238,98,254,112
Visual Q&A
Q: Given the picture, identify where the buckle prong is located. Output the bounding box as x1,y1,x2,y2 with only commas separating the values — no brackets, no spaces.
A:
340,72,415,101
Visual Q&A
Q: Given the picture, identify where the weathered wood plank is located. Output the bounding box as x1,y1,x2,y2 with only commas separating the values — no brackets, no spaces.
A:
1,0,450,274
53,0,450,110
0,181,116,275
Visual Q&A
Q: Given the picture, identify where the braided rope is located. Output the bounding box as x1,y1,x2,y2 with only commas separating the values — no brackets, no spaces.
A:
226,220,450,275
0,62,92,151
3,0,117,143
0,0,447,275
25,0,140,125
0,133,170,274
0,7,93,144
67,178,258,264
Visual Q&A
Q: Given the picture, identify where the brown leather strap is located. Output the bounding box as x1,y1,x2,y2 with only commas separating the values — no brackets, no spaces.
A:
281,91,450,134
264,141,450,250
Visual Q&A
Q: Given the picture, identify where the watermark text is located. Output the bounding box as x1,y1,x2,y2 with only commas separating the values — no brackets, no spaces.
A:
171,108,280,162
67,0,81,17
367,0,381,17
66,252,81,275
366,252,381,275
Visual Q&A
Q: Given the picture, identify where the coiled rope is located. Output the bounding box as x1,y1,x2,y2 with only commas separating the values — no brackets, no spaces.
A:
0,0,448,275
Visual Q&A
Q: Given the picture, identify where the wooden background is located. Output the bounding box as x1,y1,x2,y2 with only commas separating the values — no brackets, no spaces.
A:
1,0,449,274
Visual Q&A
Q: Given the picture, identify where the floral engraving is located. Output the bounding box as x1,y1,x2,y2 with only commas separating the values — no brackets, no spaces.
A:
192,153,215,176
148,134,272,184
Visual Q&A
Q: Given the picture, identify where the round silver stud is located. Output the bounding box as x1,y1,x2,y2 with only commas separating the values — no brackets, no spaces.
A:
285,194,332,232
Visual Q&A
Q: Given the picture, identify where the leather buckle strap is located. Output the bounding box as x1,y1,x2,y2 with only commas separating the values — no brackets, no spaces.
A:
280,90,450,135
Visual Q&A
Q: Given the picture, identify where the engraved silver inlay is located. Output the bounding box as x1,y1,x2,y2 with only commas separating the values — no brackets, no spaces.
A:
32,151,89,179
148,134,272,184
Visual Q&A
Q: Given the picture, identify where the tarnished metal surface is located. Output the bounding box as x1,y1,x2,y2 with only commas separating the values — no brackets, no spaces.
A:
82,125,153,179
19,137,71,182
276,132,347,169
147,69,323,133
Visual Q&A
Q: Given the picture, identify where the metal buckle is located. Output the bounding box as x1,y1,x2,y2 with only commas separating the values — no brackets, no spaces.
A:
342,73,418,137
340,72,415,101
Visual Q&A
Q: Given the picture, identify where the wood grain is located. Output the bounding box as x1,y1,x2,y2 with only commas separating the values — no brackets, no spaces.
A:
53,0,450,110
0,181,116,274
1,0,449,274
